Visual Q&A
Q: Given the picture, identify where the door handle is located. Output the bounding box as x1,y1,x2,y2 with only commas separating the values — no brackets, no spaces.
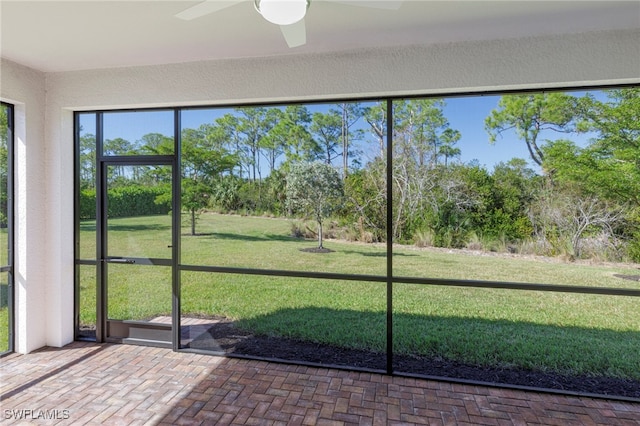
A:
107,258,136,264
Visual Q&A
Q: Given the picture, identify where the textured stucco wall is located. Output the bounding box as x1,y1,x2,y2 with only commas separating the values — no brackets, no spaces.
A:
47,29,640,108
2,28,640,352
0,58,48,353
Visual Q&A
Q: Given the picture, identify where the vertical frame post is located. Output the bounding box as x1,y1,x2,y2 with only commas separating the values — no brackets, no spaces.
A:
386,99,394,374
96,113,106,342
2,102,15,354
73,113,80,340
172,109,181,351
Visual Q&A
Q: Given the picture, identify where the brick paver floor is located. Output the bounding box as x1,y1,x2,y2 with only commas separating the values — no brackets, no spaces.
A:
0,342,638,425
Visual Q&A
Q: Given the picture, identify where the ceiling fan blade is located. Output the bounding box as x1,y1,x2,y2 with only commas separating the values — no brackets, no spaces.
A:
330,0,403,10
280,19,306,48
176,0,243,21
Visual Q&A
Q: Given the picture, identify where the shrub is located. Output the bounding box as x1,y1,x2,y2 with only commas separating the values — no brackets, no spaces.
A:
465,232,483,251
79,188,97,219
627,233,640,263
108,185,171,218
414,228,435,248
79,185,171,219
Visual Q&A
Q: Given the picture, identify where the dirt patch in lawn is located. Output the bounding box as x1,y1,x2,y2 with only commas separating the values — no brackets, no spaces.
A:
614,273,640,282
184,318,640,399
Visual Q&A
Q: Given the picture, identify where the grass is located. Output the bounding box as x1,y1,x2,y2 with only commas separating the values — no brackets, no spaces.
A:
76,212,640,380
0,229,8,351
0,307,7,352
0,272,9,352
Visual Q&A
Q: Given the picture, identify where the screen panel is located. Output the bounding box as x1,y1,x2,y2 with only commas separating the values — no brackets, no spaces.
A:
77,265,96,340
391,91,640,287
393,283,640,394
181,271,387,370
180,102,388,276
77,113,97,260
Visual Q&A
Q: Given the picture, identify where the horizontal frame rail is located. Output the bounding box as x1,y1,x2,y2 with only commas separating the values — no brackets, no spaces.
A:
179,264,640,297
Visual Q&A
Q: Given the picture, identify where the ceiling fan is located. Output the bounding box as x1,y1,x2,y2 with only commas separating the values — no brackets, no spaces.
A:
176,0,403,48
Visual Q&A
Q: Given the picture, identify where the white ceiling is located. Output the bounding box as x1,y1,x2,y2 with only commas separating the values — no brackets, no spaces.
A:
1,0,639,73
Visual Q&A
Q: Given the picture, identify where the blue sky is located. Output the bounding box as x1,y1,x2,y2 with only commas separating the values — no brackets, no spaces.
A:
443,95,520,169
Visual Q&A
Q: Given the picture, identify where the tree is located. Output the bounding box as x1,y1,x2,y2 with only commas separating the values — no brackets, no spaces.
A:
259,108,287,173
577,89,640,155
311,110,342,165
364,102,387,159
485,93,576,167
103,137,134,181
386,99,463,242
422,165,484,248
438,128,462,166
343,162,387,242
336,102,364,179
0,105,8,144
233,107,278,182
140,132,174,155
487,158,537,240
277,105,318,168
104,137,133,156
78,132,97,189
180,125,238,235
545,89,640,261
394,99,451,167
572,89,640,205
529,184,627,259
286,162,344,249
216,114,245,177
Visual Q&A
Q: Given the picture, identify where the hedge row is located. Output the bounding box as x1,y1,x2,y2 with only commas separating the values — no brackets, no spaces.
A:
79,185,171,219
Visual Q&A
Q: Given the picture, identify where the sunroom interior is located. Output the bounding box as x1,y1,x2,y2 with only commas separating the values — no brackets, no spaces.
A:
1,0,639,398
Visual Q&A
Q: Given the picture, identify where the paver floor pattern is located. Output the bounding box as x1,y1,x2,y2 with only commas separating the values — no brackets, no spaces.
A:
0,342,638,425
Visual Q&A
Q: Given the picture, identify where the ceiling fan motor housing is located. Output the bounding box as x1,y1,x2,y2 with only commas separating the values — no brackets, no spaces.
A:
254,0,310,26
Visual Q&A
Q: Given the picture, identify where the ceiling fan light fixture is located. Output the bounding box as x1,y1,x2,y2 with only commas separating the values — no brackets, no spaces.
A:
254,0,309,26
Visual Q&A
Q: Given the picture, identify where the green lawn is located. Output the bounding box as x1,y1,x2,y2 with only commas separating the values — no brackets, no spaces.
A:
0,272,9,352
1,227,9,351
0,307,7,352
77,213,640,380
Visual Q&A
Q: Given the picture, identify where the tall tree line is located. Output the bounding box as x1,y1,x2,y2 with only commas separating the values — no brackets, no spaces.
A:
76,90,640,262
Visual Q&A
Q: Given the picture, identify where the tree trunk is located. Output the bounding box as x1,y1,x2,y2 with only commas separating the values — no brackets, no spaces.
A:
191,208,196,236
317,220,323,249
342,105,348,180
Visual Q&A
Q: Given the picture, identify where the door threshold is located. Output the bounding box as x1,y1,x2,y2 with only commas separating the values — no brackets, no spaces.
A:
121,337,172,348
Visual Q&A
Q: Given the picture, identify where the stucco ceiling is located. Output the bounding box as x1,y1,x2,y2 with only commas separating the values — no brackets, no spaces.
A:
1,1,639,73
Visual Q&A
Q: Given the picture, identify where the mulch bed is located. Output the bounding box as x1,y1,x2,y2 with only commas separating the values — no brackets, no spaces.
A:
299,247,335,253
186,319,640,399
